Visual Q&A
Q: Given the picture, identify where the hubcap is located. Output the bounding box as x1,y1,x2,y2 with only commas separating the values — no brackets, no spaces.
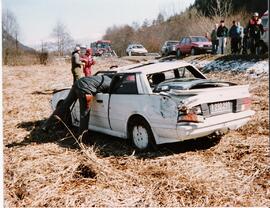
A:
132,125,149,149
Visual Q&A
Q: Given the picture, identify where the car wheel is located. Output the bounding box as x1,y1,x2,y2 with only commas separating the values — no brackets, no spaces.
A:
128,118,156,151
176,49,181,59
191,48,196,55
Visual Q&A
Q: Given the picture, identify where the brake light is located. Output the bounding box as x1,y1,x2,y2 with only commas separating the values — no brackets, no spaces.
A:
177,105,204,123
178,112,204,123
236,97,251,112
241,97,251,111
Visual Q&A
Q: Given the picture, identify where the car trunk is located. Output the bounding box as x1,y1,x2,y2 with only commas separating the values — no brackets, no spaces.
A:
170,84,251,118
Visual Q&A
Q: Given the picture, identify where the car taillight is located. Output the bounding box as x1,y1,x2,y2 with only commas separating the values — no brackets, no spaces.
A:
235,97,251,112
177,105,204,123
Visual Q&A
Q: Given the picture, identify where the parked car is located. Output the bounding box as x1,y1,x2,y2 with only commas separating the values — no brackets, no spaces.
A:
126,44,148,56
161,40,179,56
90,40,117,57
51,60,254,150
261,10,268,48
176,36,212,58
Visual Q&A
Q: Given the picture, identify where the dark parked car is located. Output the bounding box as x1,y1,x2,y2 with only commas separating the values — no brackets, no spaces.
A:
176,36,212,58
161,40,179,56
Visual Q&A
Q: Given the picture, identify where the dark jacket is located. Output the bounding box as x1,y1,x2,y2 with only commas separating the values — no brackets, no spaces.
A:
75,75,112,95
229,25,240,38
217,26,228,37
211,29,218,41
247,18,264,39
71,52,82,69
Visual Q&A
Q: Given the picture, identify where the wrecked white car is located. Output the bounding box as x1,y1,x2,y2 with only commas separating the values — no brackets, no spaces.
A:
51,61,255,150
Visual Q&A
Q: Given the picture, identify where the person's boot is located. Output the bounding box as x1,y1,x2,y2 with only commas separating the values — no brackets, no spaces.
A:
40,115,57,132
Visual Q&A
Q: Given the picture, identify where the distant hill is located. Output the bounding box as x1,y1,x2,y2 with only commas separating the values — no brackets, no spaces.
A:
2,29,40,65
2,29,36,53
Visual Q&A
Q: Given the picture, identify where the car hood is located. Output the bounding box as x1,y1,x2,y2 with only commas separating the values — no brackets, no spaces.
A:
154,78,236,92
131,48,148,53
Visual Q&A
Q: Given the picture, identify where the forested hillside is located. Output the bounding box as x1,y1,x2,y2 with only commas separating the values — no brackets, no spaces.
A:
193,0,268,16
103,0,268,56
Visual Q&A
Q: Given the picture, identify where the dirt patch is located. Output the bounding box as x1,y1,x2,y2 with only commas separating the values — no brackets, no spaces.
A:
3,58,269,206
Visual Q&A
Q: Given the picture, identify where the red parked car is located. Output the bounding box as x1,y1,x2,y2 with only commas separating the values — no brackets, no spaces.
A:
176,36,212,58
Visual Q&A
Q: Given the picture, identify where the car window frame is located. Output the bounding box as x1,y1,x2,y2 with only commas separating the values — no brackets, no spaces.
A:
110,73,139,95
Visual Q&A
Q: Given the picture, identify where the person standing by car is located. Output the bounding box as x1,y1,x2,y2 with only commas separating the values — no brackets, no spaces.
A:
80,48,96,77
217,20,229,54
246,12,264,54
229,21,240,54
211,23,219,54
41,75,112,135
71,46,84,83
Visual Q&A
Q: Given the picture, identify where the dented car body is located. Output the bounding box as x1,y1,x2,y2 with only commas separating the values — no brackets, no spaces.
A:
51,61,255,150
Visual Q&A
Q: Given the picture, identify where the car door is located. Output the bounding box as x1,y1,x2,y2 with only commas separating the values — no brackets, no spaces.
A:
180,38,187,53
108,73,139,134
185,37,192,53
89,93,110,129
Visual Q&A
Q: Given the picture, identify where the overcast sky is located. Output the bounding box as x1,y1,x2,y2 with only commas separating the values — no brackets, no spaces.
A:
2,0,195,47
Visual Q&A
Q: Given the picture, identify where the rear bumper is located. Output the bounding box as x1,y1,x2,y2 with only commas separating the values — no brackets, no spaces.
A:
153,110,254,144
177,110,255,140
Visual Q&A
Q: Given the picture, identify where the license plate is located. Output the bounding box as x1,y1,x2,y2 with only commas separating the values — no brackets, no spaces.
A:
209,101,232,115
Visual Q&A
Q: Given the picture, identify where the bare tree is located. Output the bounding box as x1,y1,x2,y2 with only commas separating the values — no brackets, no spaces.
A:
2,9,20,64
209,0,232,18
51,21,74,56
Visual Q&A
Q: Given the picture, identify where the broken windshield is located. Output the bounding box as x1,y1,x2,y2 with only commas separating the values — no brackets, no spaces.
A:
148,65,206,89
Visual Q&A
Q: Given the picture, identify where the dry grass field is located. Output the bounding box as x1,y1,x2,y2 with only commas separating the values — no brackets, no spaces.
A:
3,57,269,207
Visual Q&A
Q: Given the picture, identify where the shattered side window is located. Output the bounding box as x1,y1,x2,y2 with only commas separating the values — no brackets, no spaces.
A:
110,74,138,94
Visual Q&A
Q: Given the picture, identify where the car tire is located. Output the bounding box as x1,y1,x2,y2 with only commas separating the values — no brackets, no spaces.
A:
191,48,196,55
176,49,181,59
128,117,156,151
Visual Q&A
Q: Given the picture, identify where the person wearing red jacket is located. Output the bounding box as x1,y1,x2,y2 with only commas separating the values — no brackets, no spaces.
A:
80,48,95,77
246,12,264,54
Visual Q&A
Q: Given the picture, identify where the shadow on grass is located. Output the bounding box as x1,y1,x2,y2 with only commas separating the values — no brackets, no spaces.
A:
6,119,222,159
6,119,80,149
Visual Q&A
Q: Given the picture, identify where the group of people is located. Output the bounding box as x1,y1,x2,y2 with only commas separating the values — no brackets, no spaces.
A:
71,46,96,83
210,12,265,55
41,46,111,136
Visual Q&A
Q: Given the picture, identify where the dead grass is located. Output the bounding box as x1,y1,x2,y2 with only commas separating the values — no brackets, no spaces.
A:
3,57,269,206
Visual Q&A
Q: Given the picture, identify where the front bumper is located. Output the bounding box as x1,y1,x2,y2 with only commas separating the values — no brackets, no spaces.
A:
194,46,212,53
131,51,147,56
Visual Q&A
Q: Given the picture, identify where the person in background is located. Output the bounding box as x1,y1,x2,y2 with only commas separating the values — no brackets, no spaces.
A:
211,23,219,54
204,32,210,41
71,46,84,83
217,20,229,54
237,22,244,54
80,48,96,77
229,21,240,54
246,12,264,54
242,28,250,55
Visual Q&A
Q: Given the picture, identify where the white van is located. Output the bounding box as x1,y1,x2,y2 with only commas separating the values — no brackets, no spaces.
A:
261,10,268,47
